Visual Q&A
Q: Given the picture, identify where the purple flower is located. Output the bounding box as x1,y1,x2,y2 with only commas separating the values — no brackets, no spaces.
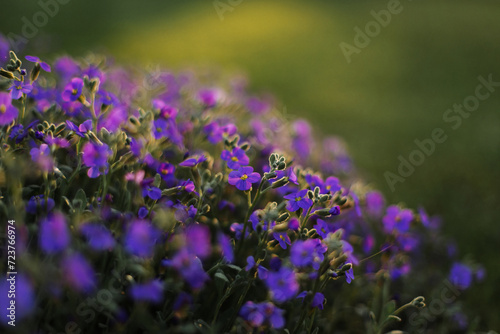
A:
382,205,413,233
152,118,183,147
39,212,70,254
124,220,161,257
54,56,80,78
143,186,162,200
25,55,51,72
80,224,115,251
265,267,299,303
62,78,84,102
345,267,355,284
203,121,237,144
221,147,249,170
0,92,18,125
314,219,330,239
228,166,261,191
62,253,95,293
169,249,209,289
245,256,268,279
240,301,285,329
82,142,112,178
26,195,55,214
179,154,207,167
185,224,211,259
290,239,327,270
218,232,234,263
273,232,291,249
197,88,223,107
9,80,32,99
65,120,92,137
365,191,385,217
157,162,175,182
324,176,341,193
9,124,27,143
129,280,164,303
297,291,325,310
138,206,149,219
284,189,313,212
30,143,54,172
449,262,473,290
0,274,35,325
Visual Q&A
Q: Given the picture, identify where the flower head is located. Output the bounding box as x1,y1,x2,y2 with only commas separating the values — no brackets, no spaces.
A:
265,266,299,303
0,92,18,125
284,189,313,212
228,166,260,191
25,55,51,72
39,212,70,254
382,205,413,234
82,142,112,178
62,78,84,102
221,147,249,170
9,80,32,99
61,253,95,293
124,220,161,257
130,280,164,303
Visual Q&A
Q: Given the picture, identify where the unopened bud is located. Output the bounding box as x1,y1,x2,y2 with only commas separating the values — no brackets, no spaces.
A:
271,177,288,189
30,63,41,82
0,68,15,79
276,212,289,223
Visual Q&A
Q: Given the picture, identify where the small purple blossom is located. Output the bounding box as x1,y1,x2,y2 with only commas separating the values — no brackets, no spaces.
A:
240,301,285,329
26,195,55,214
185,224,211,259
290,239,327,270
365,191,385,217
221,147,250,170
345,267,355,284
39,212,70,254
245,256,268,279
30,144,54,172
0,92,18,125
143,185,162,200
82,142,112,178
297,291,325,310
80,223,116,251
9,80,32,99
124,220,161,257
62,253,95,293
273,232,291,249
218,232,234,263
324,176,341,193
228,166,261,191
382,205,413,234
130,280,164,303
25,55,51,72
179,154,207,167
169,249,209,289
62,78,84,102
284,189,313,212
449,262,473,290
265,266,299,303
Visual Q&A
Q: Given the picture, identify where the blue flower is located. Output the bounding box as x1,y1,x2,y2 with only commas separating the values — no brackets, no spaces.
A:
284,189,313,212
265,267,299,303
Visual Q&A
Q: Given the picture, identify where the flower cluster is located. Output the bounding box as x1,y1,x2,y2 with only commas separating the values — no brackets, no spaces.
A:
0,49,486,333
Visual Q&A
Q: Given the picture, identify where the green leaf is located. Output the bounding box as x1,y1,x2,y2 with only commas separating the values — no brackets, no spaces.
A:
214,270,229,296
73,188,87,211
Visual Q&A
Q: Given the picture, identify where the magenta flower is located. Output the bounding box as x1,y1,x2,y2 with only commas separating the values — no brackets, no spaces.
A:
284,189,313,212
9,80,33,100
228,166,260,191
221,147,249,170
25,55,51,72
62,78,84,102
0,92,18,125
39,212,70,254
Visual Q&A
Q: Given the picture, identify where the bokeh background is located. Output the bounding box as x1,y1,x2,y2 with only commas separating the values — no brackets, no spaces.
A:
1,0,499,329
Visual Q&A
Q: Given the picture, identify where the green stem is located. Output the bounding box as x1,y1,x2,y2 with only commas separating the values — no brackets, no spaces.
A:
236,178,266,255
299,206,314,233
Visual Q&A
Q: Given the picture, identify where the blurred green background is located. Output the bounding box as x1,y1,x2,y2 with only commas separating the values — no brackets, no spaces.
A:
1,0,499,329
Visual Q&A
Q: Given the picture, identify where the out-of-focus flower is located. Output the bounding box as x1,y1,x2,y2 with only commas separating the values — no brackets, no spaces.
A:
80,223,116,251
0,274,35,324
82,142,112,178
365,191,385,217
0,92,18,125
265,266,299,303
26,195,55,214
61,253,95,293
124,220,161,257
62,78,84,102
382,205,413,233
39,212,70,254
297,291,325,310
290,239,327,270
273,232,291,249
168,249,209,289
129,280,163,303
179,154,207,167
30,143,54,172
449,262,473,290
185,224,211,259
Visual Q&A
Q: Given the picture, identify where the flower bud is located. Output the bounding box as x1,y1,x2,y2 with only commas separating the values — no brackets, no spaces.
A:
30,63,41,82
0,68,15,79
271,177,288,189
276,212,289,223
411,296,426,308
